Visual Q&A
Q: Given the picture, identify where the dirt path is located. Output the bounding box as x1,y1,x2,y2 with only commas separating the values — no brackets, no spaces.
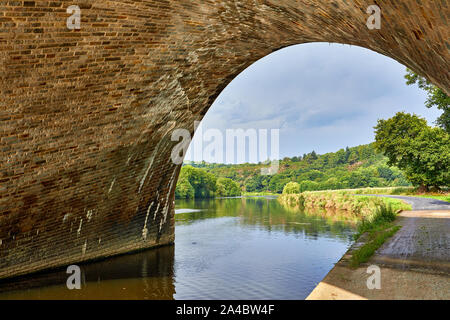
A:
307,196,450,300
361,194,450,210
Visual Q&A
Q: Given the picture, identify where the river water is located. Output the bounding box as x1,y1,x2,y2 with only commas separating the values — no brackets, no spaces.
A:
0,196,356,299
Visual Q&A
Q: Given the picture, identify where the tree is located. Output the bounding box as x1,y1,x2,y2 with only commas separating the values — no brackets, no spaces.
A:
403,127,449,188
377,165,395,182
175,176,195,199
374,112,449,190
177,165,217,198
405,69,450,132
216,178,241,197
299,169,323,181
282,182,300,194
245,175,267,192
268,175,290,193
321,177,340,190
299,180,319,192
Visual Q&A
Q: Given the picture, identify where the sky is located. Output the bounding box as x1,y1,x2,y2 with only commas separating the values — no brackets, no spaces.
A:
185,43,440,164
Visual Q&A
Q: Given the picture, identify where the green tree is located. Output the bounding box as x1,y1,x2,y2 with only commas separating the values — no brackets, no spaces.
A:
177,165,217,198
175,176,195,199
377,165,395,181
374,112,449,190
268,175,290,193
321,177,340,190
405,69,450,132
216,177,241,197
282,182,300,194
403,127,449,188
299,180,319,192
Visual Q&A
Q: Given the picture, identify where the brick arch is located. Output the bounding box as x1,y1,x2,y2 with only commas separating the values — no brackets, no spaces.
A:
0,1,448,279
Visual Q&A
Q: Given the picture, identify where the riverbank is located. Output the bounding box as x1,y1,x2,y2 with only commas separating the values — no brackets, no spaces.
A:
278,190,412,219
279,190,411,267
306,195,450,300
349,186,450,203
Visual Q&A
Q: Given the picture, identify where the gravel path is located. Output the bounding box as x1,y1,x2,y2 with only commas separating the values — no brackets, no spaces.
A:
358,194,450,210
308,195,450,300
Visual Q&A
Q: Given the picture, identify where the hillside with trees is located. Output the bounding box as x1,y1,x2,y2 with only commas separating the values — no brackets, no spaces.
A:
179,143,411,196
176,69,449,198
175,165,242,199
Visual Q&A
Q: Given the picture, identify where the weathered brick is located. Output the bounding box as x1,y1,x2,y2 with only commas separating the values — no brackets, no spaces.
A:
0,0,448,280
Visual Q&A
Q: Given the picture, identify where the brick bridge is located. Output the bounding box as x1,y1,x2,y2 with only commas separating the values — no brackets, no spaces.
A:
0,1,448,279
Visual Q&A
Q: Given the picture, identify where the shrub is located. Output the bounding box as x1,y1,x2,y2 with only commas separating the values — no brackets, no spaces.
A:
283,182,300,194
357,202,396,235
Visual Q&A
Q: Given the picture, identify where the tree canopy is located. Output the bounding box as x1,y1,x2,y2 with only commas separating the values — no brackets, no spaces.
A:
175,165,217,199
405,69,450,133
283,182,300,194
216,177,241,197
374,112,449,190
175,166,241,199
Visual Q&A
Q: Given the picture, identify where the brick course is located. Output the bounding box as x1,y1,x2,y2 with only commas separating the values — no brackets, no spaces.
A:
0,0,448,279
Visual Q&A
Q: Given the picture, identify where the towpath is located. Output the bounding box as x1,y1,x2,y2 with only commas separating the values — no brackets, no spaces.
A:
307,195,450,300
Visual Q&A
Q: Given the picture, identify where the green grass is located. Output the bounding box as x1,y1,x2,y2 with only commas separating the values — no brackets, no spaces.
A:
337,186,449,203
279,190,411,219
410,194,450,202
242,191,276,196
279,192,407,268
350,224,401,268
355,202,398,238
350,202,403,268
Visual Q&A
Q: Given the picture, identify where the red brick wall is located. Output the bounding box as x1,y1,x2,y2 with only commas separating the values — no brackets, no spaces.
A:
0,0,448,279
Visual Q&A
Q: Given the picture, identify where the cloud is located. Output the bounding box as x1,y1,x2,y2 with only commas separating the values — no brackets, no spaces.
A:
187,43,441,163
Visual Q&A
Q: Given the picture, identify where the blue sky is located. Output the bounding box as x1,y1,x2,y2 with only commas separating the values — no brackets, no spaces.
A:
186,43,440,164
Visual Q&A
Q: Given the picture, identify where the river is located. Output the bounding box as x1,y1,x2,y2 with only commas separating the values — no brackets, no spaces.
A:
0,196,356,299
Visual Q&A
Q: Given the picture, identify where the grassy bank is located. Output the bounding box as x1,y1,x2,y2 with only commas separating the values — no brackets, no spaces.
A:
278,190,412,218
241,191,277,196
351,223,401,268
348,186,450,203
279,189,411,266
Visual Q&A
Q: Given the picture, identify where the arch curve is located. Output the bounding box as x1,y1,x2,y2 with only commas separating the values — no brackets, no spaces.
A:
0,0,448,279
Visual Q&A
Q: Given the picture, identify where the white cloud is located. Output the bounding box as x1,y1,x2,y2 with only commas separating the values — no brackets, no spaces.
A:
187,43,441,163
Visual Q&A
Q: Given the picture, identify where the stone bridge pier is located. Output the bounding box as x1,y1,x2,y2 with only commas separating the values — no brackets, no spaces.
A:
0,1,448,279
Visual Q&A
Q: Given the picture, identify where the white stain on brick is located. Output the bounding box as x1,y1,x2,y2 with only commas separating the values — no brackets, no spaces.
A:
138,122,176,194
139,149,158,194
126,155,133,165
159,170,177,232
86,210,93,221
154,202,160,221
77,218,83,236
142,201,153,240
63,213,71,223
108,178,116,193
82,240,87,256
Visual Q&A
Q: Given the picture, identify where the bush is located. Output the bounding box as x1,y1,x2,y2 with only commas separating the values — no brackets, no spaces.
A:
175,176,195,199
283,182,300,194
216,177,241,197
357,202,397,235
175,165,217,198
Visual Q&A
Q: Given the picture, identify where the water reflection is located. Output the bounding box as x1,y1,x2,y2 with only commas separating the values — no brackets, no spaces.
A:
0,246,176,300
0,197,356,300
176,197,355,242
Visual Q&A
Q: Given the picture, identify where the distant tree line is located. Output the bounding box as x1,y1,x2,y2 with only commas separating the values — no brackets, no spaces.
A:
175,165,241,199
179,143,411,196
176,69,449,196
